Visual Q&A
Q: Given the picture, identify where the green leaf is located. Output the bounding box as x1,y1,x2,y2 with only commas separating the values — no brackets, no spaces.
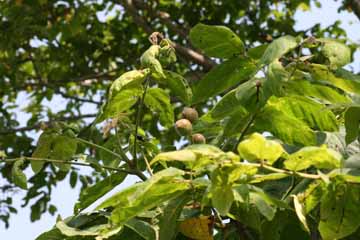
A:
51,136,77,171
211,185,234,216
31,132,54,173
284,145,341,171
189,23,245,58
56,221,108,237
306,63,360,95
299,181,326,214
237,133,284,165
158,194,189,240
96,168,189,225
235,77,265,111
203,89,248,121
222,109,249,136
259,35,300,65
144,88,174,128
109,69,150,97
140,45,165,78
255,99,317,146
250,191,276,221
150,144,236,170
192,56,257,103
156,70,192,104
74,172,127,212
97,88,143,123
286,78,350,104
11,160,27,190
124,218,156,240
292,195,310,233
210,165,257,215
319,182,360,240
263,60,288,99
35,229,65,240
96,69,150,122
319,38,351,69
345,106,360,144
266,96,338,131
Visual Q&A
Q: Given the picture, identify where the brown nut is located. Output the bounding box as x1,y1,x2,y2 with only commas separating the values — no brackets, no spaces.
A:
175,119,192,136
192,133,206,144
182,107,199,123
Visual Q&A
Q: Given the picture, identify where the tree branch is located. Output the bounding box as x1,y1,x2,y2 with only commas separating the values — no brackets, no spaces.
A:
349,0,360,20
55,90,101,105
2,157,141,178
121,0,215,70
0,114,97,135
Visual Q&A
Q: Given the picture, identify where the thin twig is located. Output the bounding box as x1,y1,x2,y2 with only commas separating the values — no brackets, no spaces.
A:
114,127,132,166
2,157,135,175
0,114,97,135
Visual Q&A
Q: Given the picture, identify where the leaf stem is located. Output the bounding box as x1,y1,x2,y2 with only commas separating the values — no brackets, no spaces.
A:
233,161,321,180
75,137,122,159
233,112,257,152
133,76,150,168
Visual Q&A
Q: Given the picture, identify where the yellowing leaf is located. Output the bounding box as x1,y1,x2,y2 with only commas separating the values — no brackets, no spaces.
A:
292,195,310,233
237,133,284,164
179,215,214,240
284,145,342,171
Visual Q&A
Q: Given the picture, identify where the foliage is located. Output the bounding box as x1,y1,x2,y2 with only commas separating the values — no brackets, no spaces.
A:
1,0,360,239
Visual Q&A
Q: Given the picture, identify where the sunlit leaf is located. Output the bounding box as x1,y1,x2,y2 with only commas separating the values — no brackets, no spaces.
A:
259,35,300,65
237,133,284,165
190,23,245,58
284,145,342,171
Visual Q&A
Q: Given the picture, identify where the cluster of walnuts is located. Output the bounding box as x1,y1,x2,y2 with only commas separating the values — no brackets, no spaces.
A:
175,107,206,144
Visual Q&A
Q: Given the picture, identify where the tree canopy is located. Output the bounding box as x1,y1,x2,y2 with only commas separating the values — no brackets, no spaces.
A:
1,1,360,239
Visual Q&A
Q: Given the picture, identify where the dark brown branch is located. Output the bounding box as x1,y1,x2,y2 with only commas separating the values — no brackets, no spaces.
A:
55,91,101,105
349,0,360,20
121,0,215,70
0,114,97,135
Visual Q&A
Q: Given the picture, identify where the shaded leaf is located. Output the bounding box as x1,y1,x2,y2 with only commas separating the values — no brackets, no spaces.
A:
11,160,27,190
319,183,360,240
31,132,54,173
192,56,257,103
158,193,189,240
345,106,360,144
157,70,192,104
144,88,174,128
75,172,127,212
124,218,156,240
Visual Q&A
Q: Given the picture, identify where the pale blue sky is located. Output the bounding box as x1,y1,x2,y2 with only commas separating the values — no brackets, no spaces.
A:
1,0,360,239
